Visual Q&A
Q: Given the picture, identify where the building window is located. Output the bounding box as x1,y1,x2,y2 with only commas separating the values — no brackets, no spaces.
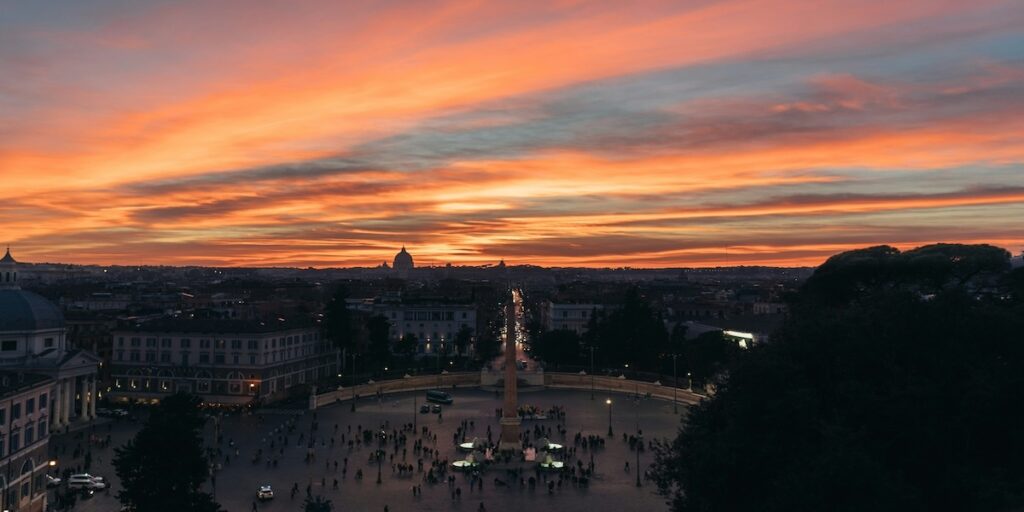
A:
231,340,242,350
12,403,21,420
199,354,209,364
200,339,210,349
9,430,19,453
180,338,191,348
214,354,225,364
248,340,258,350
39,393,47,409
37,419,46,439
130,351,140,362
145,352,156,362
44,338,54,348
161,338,172,348
146,338,157,348
1,340,16,351
130,337,141,347
160,353,171,363
249,355,256,365
118,337,125,347
0,408,6,423
24,424,33,445
181,352,190,366
25,398,34,414
215,339,226,349
232,355,239,365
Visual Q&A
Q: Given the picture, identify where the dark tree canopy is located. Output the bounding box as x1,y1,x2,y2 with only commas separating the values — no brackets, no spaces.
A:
366,314,391,366
114,393,223,512
323,285,354,351
531,328,582,366
590,288,669,369
396,333,418,357
652,244,1024,512
475,332,501,363
303,495,333,512
680,330,741,387
454,325,473,356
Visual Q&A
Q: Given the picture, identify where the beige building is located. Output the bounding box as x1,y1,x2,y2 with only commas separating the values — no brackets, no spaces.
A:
109,318,336,405
0,372,55,512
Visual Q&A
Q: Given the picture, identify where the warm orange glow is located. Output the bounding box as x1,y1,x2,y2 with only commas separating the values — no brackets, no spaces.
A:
2,1,1022,267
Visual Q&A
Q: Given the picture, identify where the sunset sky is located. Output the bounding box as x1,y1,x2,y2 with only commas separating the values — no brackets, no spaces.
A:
2,0,1023,268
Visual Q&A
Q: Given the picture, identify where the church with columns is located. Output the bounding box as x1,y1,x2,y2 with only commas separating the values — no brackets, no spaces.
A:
0,249,101,430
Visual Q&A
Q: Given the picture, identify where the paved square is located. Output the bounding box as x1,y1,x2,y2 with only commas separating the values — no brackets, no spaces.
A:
52,388,686,512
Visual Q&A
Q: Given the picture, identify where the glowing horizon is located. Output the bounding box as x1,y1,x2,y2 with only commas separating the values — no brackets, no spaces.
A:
2,1,1023,268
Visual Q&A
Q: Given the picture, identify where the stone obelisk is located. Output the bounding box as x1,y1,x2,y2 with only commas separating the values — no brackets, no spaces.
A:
498,295,521,452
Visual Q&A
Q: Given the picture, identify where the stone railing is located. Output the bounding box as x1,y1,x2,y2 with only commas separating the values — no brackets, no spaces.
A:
544,373,704,405
312,372,480,409
311,371,703,409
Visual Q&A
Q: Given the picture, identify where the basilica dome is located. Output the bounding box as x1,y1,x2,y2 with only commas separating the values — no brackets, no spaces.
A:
393,246,414,272
0,289,64,331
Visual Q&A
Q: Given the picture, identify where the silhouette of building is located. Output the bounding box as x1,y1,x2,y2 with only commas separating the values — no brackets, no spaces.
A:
392,246,414,278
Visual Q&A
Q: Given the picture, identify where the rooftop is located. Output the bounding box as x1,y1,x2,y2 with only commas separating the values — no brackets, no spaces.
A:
0,371,52,398
116,317,317,334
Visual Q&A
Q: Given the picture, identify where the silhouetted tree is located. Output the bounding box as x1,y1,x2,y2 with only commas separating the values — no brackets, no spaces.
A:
323,285,354,352
591,288,668,370
396,333,419,358
454,325,473,356
681,330,740,388
366,314,391,368
475,332,500,363
114,393,223,512
303,495,333,512
652,244,1024,512
531,329,582,367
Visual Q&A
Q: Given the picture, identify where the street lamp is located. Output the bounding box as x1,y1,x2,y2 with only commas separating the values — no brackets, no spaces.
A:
636,431,643,487
606,399,613,437
588,346,596,400
350,353,358,412
687,371,692,391
670,354,679,413
376,448,383,484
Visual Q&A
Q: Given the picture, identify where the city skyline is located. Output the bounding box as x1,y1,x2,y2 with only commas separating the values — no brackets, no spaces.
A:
3,1,1023,268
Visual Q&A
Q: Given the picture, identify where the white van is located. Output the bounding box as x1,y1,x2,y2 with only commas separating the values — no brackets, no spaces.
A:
68,474,106,490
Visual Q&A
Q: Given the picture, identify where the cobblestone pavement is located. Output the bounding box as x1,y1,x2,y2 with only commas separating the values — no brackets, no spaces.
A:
51,388,688,512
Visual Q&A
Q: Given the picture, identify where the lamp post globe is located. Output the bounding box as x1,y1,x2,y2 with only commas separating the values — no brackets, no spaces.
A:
606,399,613,437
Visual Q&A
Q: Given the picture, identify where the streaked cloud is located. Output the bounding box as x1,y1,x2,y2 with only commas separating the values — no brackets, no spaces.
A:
1,0,1023,267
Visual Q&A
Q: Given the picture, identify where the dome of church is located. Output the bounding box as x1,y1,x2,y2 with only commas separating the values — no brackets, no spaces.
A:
393,246,414,271
0,289,64,331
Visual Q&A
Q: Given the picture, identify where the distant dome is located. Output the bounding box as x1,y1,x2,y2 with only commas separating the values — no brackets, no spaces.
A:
0,289,64,331
393,246,414,272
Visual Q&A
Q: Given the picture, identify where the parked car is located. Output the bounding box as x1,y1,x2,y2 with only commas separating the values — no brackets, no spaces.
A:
257,485,274,501
419,404,430,414
426,390,453,404
45,475,61,488
431,404,442,413
68,474,106,490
